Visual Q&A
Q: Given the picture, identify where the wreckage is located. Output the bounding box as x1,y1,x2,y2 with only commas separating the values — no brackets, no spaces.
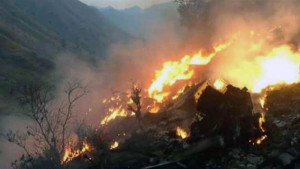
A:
191,84,264,145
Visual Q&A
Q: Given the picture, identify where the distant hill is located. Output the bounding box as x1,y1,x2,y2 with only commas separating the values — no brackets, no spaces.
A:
99,2,180,39
0,0,131,115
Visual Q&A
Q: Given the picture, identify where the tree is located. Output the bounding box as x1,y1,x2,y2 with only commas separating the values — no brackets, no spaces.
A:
127,84,143,130
6,81,87,169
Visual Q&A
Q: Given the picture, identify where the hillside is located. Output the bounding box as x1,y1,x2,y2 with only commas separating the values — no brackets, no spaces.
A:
99,2,180,39
0,0,131,115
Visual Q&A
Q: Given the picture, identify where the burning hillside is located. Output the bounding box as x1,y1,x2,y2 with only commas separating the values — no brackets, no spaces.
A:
61,79,300,169
45,31,300,168
99,38,300,127
6,1,300,169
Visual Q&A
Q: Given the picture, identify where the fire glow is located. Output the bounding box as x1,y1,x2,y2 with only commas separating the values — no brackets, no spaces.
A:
213,78,226,91
226,45,300,93
176,127,188,139
148,42,231,103
62,141,91,164
110,141,119,150
101,106,130,125
253,46,300,92
100,39,300,132
256,135,268,145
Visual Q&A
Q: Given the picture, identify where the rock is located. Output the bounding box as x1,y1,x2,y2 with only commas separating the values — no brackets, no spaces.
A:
268,149,281,158
287,148,299,157
246,154,264,165
229,148,241,159
273,120,287,128
278,153,295,166
291,137,298,145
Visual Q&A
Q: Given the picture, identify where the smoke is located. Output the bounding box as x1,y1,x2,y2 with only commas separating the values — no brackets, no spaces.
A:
0,7,185,168
2,0,300,168
180,0,300,47
53,20,185,125
176,0,300,88
31,0,300,127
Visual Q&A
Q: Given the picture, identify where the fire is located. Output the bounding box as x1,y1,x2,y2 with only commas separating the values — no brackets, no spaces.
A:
172,86,186,100
256,135,267,145
224,45,300,93
213,78,226,91
62,141,91,164
176,127,188,139
259,113,266,133
259,95,266,109
148,56,193,103
253,46,300,92
148,103,160,113
148,42,231,103
110,141,119,150
101,106,131,125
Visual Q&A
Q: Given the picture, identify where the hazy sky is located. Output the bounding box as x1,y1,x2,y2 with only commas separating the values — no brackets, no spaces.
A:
79,0,172,9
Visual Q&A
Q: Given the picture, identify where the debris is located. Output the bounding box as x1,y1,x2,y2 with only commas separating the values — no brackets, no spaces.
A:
278,153,296,166
174,136,224,160
191,84,262,144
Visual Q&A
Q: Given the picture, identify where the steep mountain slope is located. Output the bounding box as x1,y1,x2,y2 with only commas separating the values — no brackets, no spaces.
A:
99,2,180,39
0,0,130,115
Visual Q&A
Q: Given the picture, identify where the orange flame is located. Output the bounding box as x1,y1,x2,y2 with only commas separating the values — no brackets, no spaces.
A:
148,43,231,103
101,105,132,125
259,114,266,133
256,135,267,145
148,103,160,113
172,86,186,100
110,141,119,150
227,45,300,92
62,141,91,164
253,47,300,92
176,127,188,139
259,94,266,109
213,78,226,91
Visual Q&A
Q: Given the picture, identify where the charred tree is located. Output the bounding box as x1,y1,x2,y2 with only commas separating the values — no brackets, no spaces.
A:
127,84,143,131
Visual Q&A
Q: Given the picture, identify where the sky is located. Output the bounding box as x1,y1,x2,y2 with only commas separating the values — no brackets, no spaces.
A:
79,0,172,9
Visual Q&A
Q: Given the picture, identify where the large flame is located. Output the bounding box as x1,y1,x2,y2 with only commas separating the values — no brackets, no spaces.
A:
100,40,300,126
148,43,231,103
253,46,300,92
226,45,300,92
